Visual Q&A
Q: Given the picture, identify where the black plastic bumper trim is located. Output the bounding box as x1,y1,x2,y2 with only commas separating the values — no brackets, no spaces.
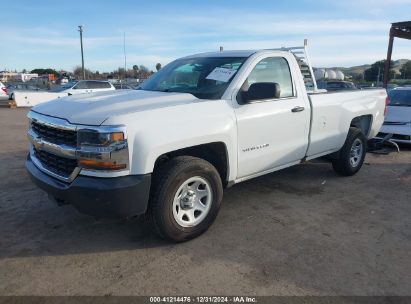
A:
26,154,151,218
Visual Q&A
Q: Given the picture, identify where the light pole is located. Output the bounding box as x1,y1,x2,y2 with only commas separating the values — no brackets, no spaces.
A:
78,25,85,79
377,66,381,87
123,32,127,80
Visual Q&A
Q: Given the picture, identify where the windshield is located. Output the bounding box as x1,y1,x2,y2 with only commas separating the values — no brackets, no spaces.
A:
388,89,411,107
138,57,247,99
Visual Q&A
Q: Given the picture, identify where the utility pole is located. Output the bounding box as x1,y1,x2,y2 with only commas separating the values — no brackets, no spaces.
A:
78,25,85,79
123,32,127,80
377,66,381,87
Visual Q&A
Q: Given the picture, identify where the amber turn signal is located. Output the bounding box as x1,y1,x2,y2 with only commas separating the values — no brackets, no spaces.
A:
79,159,126,170
111,132,125,141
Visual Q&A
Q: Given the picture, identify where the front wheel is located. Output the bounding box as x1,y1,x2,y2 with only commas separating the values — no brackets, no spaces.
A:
332,127,367,176
149,156,223,242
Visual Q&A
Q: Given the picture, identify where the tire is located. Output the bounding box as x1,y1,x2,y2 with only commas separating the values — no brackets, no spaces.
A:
332,127,367,176
149,156,223,242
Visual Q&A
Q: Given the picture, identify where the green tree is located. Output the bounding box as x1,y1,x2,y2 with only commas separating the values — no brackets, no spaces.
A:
139,65,149,73
118,67,126,78
132,65,139,78
30,68,60,77
73,66,92,79
364,60,395,83
351,73,364,82
400,61,411,79
155,63,162,71
138,65,150,79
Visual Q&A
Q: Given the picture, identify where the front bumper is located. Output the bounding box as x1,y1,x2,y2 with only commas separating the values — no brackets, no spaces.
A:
26,154,151,218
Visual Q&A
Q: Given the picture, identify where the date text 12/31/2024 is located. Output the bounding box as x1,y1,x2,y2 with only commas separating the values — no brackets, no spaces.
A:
149,296,257,303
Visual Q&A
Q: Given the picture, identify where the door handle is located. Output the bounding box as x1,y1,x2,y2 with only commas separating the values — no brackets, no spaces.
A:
291,106,305,113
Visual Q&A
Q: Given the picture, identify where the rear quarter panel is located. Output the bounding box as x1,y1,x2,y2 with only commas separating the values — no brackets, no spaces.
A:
307,89,386,157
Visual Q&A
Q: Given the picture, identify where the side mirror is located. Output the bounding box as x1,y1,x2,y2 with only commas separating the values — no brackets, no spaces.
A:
245,82,280,102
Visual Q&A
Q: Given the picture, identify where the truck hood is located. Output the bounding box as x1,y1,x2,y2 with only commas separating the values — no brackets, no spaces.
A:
32,90,200,125
385,106,411,124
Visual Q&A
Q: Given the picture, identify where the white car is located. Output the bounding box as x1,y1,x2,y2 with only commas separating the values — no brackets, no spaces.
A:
377,87,411,143
7,83,42,100
0,81,7,97
52,80,115,95
25,44,386,241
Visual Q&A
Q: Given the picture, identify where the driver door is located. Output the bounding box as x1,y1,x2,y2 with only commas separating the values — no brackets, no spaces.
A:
234,56,311,179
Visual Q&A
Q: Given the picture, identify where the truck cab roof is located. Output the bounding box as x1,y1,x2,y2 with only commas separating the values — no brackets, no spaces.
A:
182,49,290,59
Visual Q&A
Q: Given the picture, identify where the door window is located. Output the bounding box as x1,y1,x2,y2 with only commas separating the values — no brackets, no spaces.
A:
240,57,294,101
73,81,88,90
86,81,112,89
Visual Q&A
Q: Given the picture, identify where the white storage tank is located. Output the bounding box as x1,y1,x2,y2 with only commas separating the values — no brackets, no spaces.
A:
314,69,326,80
335,70,345,80
327,70,337,80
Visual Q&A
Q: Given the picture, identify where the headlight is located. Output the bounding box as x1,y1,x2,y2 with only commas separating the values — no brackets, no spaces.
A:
77,129,125,147
77,127,129,171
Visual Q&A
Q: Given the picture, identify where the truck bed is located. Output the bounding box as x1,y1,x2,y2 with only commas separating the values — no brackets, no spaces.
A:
306,89,387,158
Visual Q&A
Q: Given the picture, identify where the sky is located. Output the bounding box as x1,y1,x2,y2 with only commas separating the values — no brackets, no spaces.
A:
1,0,411,72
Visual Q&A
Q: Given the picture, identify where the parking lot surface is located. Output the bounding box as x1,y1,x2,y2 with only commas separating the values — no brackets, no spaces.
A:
0,108,410,296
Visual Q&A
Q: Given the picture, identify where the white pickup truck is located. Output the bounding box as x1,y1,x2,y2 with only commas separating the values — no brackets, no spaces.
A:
26,42,387,241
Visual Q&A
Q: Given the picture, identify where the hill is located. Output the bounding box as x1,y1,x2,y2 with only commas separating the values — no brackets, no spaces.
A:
321,59,410,77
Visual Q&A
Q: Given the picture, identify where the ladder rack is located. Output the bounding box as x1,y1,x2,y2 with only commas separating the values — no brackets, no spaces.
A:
270,39,319,93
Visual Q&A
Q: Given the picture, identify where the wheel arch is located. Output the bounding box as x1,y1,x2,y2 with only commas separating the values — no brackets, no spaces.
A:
350,114,373,137
152,142,231,186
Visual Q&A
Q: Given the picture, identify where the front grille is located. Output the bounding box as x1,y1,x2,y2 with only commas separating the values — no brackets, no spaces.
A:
34,149,77,177
31,121,77,146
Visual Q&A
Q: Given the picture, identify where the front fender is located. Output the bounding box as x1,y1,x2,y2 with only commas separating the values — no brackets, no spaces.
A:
104,99,238,181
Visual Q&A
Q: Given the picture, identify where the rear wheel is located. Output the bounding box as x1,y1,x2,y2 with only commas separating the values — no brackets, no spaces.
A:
149,156,223,242
332,127,367,176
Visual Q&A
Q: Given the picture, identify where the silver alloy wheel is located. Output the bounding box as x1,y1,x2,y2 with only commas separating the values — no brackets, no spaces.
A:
350,138,363,167
172,176,212,228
